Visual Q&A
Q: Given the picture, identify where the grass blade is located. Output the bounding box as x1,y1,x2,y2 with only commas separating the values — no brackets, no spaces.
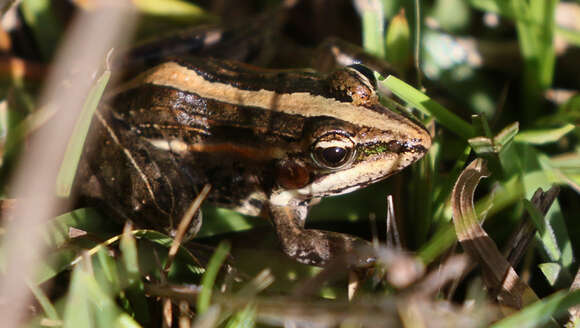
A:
197,242,230,315
491,290,580,328
56,69,110,197
515,123,576,145
383,75,476,139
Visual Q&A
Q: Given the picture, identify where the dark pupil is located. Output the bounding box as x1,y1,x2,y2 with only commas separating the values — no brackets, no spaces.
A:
321,147,347,165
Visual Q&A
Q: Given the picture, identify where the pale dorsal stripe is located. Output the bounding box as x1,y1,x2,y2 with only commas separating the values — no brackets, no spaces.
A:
116,62,424,138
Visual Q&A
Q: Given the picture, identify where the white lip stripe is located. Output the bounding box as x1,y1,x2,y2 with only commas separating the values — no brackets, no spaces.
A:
116,61,428,141
270,154,405,205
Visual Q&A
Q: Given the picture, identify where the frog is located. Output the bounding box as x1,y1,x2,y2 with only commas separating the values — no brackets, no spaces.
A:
74,8,431,267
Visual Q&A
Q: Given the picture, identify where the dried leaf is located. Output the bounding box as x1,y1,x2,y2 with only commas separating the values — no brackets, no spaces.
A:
451,158,537,309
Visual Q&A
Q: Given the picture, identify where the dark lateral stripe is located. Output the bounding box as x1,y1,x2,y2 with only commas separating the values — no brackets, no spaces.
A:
113,83,306,142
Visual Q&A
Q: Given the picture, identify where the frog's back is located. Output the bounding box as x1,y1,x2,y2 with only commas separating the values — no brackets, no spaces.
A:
75,60,314,233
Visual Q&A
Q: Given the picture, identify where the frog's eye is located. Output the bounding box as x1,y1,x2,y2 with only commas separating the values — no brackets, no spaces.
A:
311,133,356,169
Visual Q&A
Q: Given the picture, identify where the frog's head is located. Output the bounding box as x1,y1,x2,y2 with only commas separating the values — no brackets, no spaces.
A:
270,65,431,205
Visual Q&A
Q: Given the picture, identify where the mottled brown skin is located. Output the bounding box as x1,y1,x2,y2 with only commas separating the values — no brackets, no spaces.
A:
75,57,431,267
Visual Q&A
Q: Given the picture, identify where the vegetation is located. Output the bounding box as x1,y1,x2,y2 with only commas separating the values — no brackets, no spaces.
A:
0,0,578,327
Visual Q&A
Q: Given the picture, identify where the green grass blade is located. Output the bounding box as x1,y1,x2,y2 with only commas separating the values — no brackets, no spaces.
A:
20,0,62,59
469,0,558,122
493,122,520,150
225,304,256,328
28,281,59,321
538,262,562,286
62,265,93,328
116,314,142,328
197,242,230,315
97,247,121,293
355,0,386,58
514,0,558,121
491,290,580,328
120,225,140,286
382,75,476,139
45,208,115,248
133,0,216,24
524,199,560,262
385,9,411,71
134,0,207,16
63,260,141,328
197,207,261,238
56,70,110,197
515,123,576,145
529,0,558,90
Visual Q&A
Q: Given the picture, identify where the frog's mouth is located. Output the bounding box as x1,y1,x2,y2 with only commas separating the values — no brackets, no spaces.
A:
297,152,406,198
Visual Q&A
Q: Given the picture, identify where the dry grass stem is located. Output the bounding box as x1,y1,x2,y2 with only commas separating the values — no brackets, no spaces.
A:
451,159,538,309
0,4,137,326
